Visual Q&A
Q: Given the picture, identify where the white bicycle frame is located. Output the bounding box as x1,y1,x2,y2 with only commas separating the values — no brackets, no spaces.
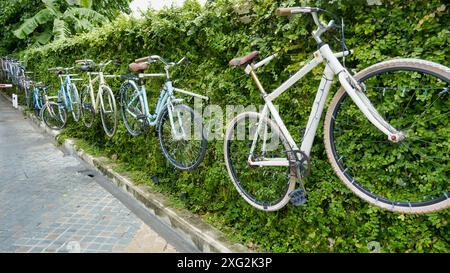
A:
247,44,403,167
85,70,120,113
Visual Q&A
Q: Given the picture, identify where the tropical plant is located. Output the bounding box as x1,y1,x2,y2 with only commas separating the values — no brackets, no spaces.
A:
13,0,109,45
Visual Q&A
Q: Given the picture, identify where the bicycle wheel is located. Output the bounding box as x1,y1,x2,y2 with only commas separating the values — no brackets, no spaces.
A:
80,84,94,128
67,83,81,122
224,111,297,211
24,82,32,109
158,104,207,170
120,80,145,136
324,58,450,214
42,102,67,130
33,89,44,119
99,85,117,137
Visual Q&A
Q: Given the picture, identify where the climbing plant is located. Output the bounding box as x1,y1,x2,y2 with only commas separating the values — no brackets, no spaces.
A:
22,0,449,252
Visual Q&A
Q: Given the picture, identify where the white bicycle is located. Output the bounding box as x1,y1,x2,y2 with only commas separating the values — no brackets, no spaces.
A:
224,7,449,214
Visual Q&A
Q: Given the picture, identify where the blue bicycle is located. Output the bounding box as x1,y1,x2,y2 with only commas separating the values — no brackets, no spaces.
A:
41,67,81,130
30,80,47,119
120,55,208,170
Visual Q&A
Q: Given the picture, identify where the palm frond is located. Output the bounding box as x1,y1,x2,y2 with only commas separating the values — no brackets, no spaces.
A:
13,8,54,39
42,0,61,16
64,7,108,25
53,18,69,40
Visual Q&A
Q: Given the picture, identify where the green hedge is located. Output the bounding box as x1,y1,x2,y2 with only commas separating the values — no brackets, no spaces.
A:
23,0,449,252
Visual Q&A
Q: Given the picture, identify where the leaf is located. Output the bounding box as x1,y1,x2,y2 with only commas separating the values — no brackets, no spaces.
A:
34,30,52,44
64,7,108,25
52,18,68,40
34,9,55,24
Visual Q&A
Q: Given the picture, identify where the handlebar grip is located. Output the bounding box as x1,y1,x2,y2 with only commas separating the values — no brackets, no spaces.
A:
276,8,294,16
276,7,320,16
135,56,149,63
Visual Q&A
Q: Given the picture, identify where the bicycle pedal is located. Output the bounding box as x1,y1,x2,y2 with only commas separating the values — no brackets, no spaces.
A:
289,189,307,207
136,115,148,131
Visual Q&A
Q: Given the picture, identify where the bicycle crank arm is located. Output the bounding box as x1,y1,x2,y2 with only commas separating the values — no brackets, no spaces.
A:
248,158,290,167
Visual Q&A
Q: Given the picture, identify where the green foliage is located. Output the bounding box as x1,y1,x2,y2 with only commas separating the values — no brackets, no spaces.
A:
0,0,45,55
0,0,131,54
22,0,449,252
13,0,109,45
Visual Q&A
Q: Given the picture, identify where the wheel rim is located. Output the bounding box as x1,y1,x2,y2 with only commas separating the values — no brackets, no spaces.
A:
159,105,206,170
120,82,143,136
43,103,66,130
69,84,80,121
329,67,449,207
225,112,295,209
100,87,117,137
81,85,94,128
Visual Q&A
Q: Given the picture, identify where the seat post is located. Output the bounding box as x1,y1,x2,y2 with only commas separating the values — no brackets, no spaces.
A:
248,69,267,96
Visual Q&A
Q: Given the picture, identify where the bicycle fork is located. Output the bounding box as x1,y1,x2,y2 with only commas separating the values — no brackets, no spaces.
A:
320,44,404,142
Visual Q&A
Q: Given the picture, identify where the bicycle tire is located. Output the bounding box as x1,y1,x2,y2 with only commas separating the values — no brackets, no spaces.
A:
224,111,297,211
120,80,145,136
158,104,207,171
99,85,117,137
80,84,95,128
42,102,67,130
68,82,81,122
324,58,450,214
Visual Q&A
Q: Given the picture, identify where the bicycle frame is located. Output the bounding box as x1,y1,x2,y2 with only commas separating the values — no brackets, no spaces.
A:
57,73,81,110
124,74,208,131
85,71,120,113
247,44,403,167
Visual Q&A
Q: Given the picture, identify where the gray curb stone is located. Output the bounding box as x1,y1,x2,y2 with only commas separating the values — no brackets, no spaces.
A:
0,91,248,253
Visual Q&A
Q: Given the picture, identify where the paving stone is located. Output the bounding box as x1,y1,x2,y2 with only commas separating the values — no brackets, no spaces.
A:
0,96,178,253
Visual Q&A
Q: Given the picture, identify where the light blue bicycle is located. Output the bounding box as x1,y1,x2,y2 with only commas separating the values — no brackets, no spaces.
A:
120,55,208,170
41,67,82,130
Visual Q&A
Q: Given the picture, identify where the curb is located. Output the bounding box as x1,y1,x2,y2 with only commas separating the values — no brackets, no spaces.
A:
0,91,248,253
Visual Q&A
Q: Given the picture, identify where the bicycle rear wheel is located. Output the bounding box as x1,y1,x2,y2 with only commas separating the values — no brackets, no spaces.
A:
324,59,450,214
99,85,117,137
158,104,207,170
42,102,67,130
224,111,297,211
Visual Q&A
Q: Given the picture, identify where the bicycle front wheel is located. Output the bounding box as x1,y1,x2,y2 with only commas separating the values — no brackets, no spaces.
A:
324,58,450,214
80,84,94,128
120,80,145,136
34,89,44,119
99,85,117,137
42,102,67,130
158,104,207,170
68,83,81,122
224,111,297,211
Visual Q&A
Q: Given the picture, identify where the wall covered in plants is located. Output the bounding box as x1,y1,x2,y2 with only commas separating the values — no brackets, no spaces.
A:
23,0,449,252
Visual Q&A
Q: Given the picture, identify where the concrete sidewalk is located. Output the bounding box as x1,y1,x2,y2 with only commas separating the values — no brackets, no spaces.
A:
0,93,197,253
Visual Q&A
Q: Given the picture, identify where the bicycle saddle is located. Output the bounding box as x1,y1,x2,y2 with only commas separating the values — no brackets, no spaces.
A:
77,65,94,72
128,62,149,73
50,67,65,75
229,51,259,66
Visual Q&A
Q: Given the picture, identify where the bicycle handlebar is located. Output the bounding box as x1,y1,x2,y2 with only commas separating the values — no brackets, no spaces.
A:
135,55,189,68
276,6,338,44
48,67,75,71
